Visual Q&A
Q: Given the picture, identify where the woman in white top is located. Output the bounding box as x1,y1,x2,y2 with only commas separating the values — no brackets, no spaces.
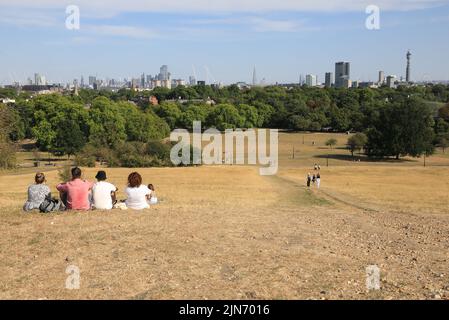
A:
125,172,151,210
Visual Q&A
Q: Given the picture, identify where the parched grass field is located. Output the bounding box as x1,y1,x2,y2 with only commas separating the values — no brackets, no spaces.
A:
1,132,449,300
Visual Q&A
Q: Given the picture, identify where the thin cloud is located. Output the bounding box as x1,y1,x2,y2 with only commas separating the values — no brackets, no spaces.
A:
249,17,304,32
86,25,158,39
187,16,314,33
0,9,58,27
0,0,448,16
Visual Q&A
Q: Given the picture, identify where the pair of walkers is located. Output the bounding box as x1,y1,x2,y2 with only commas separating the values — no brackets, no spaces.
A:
23,167,157,212
306,172,321,189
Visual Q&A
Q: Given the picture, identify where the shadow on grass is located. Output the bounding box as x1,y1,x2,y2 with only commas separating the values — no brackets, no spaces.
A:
314,154,417,163
20,141,36,151
317,147,347,151
24,158,66,163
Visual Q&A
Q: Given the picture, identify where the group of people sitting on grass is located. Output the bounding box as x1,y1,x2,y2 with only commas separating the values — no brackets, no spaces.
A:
23,167,158,213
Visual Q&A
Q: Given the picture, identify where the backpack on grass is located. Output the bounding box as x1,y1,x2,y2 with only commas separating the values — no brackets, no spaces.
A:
39,195,63,213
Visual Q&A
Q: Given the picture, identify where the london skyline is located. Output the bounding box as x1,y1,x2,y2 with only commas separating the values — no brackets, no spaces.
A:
1,0,449,85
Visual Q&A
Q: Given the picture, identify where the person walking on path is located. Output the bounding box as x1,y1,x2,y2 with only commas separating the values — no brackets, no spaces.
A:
316,172,321,189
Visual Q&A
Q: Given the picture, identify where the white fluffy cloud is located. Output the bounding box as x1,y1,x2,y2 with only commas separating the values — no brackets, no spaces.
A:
0,0,447,16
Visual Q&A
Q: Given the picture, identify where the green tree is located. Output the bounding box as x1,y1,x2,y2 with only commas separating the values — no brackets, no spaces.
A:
89,97,127,147
347,133,368,158
30,94,90,154
0,104,17,168
289,116,311,131
154,102,182,130
151,87,171,103
52,118,86,157
168,85,198,100
238,104,260,128
32,120,55,151
436,134,449,153
12,99,36,138
207,104,244,131
327,106,351,131
253,102,275,127
325,138,337,149
180,105,209,130
366,97,435,159
438,104,449,121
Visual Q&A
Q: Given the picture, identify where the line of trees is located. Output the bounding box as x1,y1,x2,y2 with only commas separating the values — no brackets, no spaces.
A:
4,94,171,167
1,83,449,168
0,103,17,169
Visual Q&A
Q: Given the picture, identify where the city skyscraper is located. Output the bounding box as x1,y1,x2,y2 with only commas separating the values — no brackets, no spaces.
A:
189,76,196,86
378,71,385,84
158,65,170,81
88,76,96,86
305,74,317,87
325,72,334,88
141,73,146,88
387,75,397,88
34,73,46,85
335,62,350,88
406,50,412,83
252,66,257,86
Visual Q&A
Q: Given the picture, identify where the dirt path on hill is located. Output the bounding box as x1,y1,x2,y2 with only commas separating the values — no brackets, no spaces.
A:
266,174,449,299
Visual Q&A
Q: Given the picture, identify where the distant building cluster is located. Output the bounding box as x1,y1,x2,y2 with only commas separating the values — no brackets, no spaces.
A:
301,50,413,89
2,51,440,95
75,65,204,92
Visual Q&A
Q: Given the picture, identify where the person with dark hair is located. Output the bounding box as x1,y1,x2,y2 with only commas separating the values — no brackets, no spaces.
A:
56,167,93,211
92,171,117,210
23,173,51,211
306,173,311,188
125,172,151,210
147,184,158,205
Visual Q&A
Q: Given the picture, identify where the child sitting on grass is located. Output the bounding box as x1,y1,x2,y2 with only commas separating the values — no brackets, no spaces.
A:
147,184,158,205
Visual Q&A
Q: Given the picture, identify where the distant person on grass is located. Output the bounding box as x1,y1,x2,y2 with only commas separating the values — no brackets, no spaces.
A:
23,173,51,211
316,172,321,189
92,170,117,210
125,172,151,210
57,167,93,211
307,173,311,188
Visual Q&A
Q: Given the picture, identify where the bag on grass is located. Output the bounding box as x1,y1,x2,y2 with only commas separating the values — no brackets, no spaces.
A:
39,195,62,213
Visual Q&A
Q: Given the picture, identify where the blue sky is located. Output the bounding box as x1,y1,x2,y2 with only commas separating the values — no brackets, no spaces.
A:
0,0,449,85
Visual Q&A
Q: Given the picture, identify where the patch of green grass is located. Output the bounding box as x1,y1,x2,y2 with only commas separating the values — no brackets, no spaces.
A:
267,175,332,207
302,189,332,206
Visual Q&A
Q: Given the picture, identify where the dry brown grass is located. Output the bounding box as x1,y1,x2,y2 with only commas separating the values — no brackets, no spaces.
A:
0,166,329,299
279,166,449,215
1,132,449,300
